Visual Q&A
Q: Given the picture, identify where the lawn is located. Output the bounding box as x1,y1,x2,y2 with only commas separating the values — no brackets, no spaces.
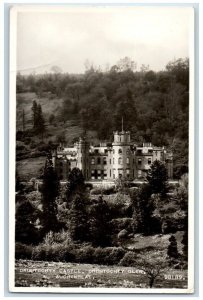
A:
15,259,187,289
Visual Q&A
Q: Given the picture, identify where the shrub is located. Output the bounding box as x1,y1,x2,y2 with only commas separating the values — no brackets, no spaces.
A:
110,218,133,234
118,229,129,240
90,188,104,195
30,141,37,149
37,144,50,152
92,247,111,265
30,151,46,158
31,242,76,262
43,230,71,245
75,245,95,264
16,143,27,151
103,186,116,195
119,251,137,266
161,217,184,234
107,247,126,265
15,243,33,260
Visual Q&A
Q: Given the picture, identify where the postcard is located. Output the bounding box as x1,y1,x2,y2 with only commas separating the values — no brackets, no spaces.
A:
9,4,195,293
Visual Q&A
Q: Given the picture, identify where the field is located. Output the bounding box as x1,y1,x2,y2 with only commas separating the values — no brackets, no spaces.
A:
15,260,187,289
16,156,46,181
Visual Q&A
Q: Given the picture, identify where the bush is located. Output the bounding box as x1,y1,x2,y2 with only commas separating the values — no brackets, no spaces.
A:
37,144,50,152
30,141,38,149
16,144,27,151
30,151,46,158
103,186,116,195
93,247,125,265
119,251,137,266
31,242,76,262
107,247,126,265
110,218,133,234
75,245,95,264
15,243,33,260
118,229,129,240
90,188,104,195
90,186,116,196
43,230,71,245
161,217,185,234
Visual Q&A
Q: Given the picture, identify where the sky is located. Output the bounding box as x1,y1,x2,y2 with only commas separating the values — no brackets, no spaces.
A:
16,6,193,74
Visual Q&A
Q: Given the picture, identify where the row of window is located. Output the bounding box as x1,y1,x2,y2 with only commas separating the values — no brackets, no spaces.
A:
91,157,131,165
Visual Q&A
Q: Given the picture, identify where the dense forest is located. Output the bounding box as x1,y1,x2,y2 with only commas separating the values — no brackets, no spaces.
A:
16,57,189,178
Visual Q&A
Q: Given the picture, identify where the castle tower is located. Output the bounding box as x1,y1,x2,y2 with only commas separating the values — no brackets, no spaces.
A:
76,137,90,180
111,130,135,180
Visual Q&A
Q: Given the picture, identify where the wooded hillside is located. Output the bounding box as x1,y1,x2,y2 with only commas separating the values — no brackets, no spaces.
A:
16,57,189,178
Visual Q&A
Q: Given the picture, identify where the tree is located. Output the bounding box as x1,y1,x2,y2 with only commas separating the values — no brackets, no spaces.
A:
66,168,86,206
131,184,159,235
15,200,42,244
117,57,137,72
41,153,60,233
147,160,168,197
69,196,89,242
136,251,168,288
167,235,180,266
89,196,112,247
31,100,38,131
36,104,45,138
120,247,168,288
49,114,55,125
31,101,45,138
181,231,188,262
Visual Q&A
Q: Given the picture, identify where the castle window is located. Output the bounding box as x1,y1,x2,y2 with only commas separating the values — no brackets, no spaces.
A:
138,158,142,165
113,158,115,164
97,157,101,164
110,159,111,164
110,169,111,177
103,157,107,165
105,149,108,154
126,157,130,164
118,148,122,154
113,149,115,154
118,157,122,164
148,158,152,165
94,149,99,154
91,158,95,165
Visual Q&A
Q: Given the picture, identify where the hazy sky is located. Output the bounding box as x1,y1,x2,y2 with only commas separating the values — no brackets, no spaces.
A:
16,6,193,74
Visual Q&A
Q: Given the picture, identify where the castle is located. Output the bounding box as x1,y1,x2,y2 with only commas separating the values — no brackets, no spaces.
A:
52,130,173,181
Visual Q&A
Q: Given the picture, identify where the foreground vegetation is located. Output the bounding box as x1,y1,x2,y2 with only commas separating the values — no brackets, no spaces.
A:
15,158,188,288
15,259,187,288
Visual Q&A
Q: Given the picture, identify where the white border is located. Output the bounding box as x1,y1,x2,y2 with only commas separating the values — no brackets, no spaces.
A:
8,3,195,295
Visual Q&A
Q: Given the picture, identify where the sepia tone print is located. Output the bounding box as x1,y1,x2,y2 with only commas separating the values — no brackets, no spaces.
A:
10,5,194,293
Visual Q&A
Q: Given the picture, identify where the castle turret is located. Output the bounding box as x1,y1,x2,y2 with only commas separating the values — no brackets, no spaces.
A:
111,130,135,179
76,137,90,180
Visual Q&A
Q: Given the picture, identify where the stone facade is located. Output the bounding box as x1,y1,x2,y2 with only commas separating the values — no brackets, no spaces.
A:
52,130,173,181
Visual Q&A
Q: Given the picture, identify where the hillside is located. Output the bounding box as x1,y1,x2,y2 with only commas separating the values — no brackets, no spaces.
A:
16,58,189,179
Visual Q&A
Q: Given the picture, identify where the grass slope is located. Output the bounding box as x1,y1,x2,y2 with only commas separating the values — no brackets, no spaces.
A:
16,157,46,181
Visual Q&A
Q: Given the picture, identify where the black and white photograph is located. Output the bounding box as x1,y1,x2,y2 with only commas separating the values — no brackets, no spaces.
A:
9,4,194,293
